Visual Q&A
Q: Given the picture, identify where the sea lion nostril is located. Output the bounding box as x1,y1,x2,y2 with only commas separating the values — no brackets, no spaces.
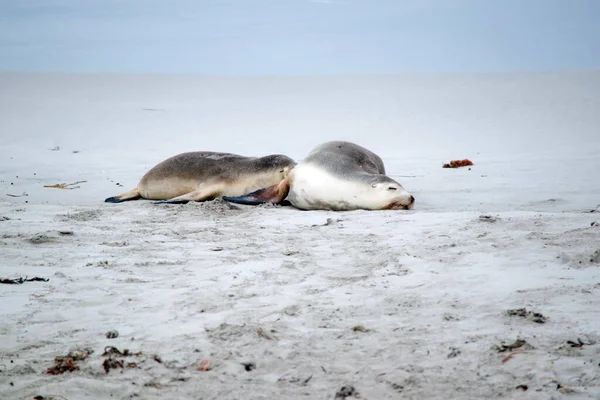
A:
410,195,415,203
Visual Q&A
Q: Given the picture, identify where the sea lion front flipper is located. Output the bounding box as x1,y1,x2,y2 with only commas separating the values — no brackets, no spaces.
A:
223,179,290,206
153,199,191,205
105,188,142,203
153,187,217,205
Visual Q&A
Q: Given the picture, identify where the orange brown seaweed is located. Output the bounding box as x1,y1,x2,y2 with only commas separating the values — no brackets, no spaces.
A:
443,159,474,168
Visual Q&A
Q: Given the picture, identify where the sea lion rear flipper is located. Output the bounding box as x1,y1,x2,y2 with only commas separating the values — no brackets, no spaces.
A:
105,188,141,203
223,179,290,206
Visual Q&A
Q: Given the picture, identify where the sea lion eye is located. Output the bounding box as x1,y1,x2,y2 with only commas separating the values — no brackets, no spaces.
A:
388,187,397,190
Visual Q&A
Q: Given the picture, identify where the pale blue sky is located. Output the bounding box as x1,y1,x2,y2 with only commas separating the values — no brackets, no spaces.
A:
1,0,599,74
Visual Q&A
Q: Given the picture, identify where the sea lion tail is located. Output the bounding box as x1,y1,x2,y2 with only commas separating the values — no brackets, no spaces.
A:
223,179,290,206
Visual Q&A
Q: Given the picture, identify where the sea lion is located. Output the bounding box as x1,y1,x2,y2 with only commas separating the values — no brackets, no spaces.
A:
105,151,296,204
223,141,415,211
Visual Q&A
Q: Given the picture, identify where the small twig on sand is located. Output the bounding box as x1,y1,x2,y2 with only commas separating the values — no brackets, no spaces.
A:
257,327,278,340
43,181,87,190
502,350,525,363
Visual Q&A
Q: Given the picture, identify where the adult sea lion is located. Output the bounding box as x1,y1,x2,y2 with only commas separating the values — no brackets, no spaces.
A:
105,151,296,204
223,141,414,211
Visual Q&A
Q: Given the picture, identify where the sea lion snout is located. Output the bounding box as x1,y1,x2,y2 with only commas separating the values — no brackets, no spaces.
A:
384,194,415,210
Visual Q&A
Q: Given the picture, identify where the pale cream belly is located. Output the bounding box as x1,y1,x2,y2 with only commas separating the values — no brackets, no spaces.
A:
139,172,284,201
138,178,201,200
287,165,367,210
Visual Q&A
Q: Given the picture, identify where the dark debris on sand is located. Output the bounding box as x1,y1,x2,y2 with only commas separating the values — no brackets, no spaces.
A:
335,385,359,399
566,338,590,348
495,339,528,353
105,330,119,339
506,308,547,324
101,346,143,374
1,276,49,285
241,361,256,372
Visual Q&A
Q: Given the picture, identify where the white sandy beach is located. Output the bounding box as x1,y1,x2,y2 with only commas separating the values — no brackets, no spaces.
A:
1,72,600,399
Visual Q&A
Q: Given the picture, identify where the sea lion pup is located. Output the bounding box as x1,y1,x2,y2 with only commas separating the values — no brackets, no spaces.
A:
223,141,415,211
105,152,297,204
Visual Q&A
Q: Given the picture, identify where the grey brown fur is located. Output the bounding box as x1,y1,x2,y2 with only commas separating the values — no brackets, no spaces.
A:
140,152,292,185
302,141,386,177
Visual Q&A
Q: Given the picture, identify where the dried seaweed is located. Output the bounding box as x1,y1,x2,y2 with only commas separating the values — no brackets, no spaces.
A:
1,276,49,285
46,349,93,375
443,159,474,168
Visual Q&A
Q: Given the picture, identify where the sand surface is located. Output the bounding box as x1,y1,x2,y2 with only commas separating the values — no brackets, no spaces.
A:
1,72,600,399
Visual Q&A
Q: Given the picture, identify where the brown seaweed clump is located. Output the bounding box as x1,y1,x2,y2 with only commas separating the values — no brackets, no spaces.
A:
46,348,93,375
443,159,474,168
